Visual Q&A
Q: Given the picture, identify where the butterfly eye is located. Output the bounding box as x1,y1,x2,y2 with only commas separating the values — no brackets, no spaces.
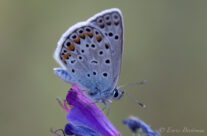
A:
113,90,119,98
113,88,123,100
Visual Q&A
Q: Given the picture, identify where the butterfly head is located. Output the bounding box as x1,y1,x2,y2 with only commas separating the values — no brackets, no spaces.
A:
112,88,124,100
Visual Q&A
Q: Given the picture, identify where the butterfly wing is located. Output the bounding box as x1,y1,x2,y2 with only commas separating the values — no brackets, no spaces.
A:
88,8,124,87
54,8,123,100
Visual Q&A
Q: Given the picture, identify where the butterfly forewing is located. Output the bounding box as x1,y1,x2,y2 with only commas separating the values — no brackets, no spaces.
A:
88,8,124,87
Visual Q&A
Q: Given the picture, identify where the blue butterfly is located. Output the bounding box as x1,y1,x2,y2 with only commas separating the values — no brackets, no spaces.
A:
54,8,124,106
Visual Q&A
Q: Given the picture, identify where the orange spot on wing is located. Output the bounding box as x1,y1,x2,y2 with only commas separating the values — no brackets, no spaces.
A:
107,22,111,25
63,53,71,60
99,24,104,28
73,39,80,44
96,36,102,42
114,22,119,26
79,34,85,39
87,32,93,38
67,44,75,51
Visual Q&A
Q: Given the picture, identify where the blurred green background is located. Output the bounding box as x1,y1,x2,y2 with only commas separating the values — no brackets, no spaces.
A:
0,0,206,136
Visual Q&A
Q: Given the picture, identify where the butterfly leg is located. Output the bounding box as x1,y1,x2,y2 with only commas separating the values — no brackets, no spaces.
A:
101,100,112,116
101,100,107,111
106,100,112,116
83,100,98,110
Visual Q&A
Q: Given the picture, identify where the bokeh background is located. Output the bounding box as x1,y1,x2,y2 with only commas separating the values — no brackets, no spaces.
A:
0,0,206,136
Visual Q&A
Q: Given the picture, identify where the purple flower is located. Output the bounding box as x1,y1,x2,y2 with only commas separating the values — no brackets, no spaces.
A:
64,123,100,136
51,86,160,136
53,86,120,136
123,116,160,136
51,124,100,136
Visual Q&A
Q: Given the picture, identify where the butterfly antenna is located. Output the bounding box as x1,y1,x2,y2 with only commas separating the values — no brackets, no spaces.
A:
122,91,146,108
118,80,147,89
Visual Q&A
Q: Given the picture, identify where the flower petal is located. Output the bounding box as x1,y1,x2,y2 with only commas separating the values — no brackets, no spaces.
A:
66,88,120,136
123,116,160,136
64,123,100,136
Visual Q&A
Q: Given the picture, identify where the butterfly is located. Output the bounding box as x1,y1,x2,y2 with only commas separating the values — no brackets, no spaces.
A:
54,8,124,106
